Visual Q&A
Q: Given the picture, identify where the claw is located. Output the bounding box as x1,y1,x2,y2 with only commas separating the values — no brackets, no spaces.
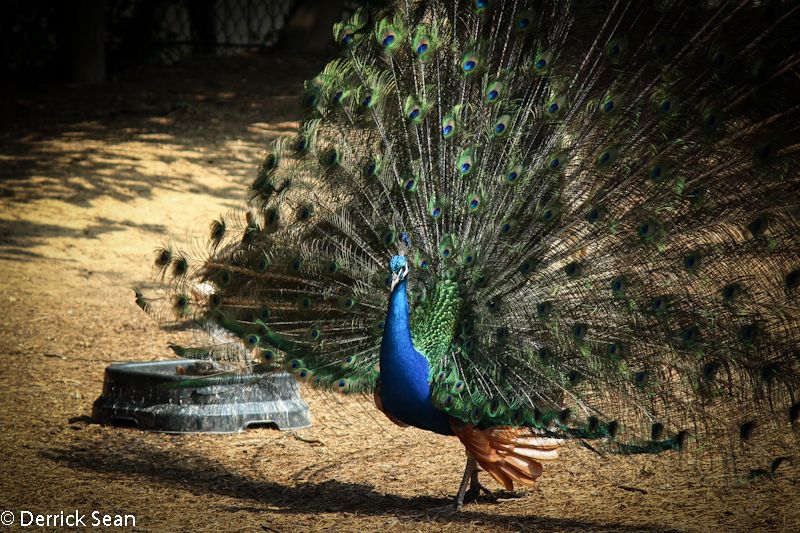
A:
464,466,495,505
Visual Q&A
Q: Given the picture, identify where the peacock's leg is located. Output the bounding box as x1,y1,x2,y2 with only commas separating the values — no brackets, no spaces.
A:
465,462,494,505
454,454,496,508
454,455,478,509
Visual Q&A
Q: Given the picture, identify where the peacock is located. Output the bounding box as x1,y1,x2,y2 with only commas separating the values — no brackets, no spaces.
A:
136,0,800,508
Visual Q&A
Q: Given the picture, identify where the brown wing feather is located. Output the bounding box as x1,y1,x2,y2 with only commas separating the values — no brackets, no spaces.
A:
449,417,562,491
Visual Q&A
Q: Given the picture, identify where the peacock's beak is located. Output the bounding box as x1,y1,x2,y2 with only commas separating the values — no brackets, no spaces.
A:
390,264,409,292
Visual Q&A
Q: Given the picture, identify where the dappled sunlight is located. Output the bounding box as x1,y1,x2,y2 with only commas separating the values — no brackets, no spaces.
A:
2,136,234,203
249,120,300,137
0,54,321,273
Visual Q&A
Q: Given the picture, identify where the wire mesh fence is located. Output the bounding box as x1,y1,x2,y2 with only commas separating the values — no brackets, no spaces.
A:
112,0,297,64
106,0,299,67
2,0,364,78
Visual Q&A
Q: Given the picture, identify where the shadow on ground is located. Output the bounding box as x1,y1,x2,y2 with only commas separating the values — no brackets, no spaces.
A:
43,435,685,533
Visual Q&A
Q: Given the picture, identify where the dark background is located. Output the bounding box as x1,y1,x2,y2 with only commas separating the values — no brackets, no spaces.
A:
0,0,368,84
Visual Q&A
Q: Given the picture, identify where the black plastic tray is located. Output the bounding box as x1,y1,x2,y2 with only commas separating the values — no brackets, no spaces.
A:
91,359,311,433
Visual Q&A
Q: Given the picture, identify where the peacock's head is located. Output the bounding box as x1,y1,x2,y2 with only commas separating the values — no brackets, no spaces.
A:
389,255,409,291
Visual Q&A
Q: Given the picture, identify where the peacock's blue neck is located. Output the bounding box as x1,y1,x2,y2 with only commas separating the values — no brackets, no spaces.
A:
379,278,454,435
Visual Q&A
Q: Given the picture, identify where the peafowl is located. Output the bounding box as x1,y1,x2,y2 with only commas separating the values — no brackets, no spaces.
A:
136,0,800,508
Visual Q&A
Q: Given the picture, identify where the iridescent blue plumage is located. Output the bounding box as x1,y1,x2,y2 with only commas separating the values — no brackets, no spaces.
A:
380,271,454,436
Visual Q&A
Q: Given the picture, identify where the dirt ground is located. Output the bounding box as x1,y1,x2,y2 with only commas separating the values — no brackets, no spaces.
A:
1,51,799,533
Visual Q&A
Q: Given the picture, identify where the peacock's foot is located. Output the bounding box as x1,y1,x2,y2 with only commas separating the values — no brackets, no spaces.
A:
463,479,495,505
462,464,496,505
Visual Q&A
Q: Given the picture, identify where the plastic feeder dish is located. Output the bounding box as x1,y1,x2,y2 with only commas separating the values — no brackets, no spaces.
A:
92,359,312,433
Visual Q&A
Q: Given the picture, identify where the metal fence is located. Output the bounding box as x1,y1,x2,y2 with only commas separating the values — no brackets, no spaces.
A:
112,0,297,64
2,0,372,80
2,0,308,77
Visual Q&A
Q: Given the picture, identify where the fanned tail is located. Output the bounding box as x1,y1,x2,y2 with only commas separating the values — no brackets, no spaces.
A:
136,0,800,483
